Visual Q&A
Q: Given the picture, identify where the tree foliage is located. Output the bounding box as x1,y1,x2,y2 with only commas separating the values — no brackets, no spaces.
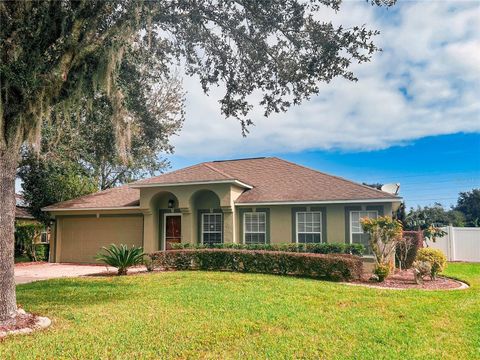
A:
14,222,44,261
454,189,480,227
18,155,97,224
23,75,184,191
405,203,466,230
2,0,394,154
362,182,383,190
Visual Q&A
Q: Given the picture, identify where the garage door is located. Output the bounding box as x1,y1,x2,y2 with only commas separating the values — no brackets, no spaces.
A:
59,215,143,263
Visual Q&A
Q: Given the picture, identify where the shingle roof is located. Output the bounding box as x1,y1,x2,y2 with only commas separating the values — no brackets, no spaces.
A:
15,194,35,219
134,162,235,185
204,157,398,203
15,206,35,219
43,185,140,210
44,157,399,210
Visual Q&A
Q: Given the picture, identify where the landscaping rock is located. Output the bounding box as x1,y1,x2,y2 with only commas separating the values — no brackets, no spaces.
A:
0,309,51,339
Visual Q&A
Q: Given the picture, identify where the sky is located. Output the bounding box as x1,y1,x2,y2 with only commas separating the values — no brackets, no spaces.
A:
164,0,480,209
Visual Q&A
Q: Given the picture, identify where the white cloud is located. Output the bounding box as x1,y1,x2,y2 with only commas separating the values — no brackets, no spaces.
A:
170,1,480,159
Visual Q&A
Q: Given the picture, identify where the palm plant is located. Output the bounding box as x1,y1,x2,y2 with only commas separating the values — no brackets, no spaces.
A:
96,244,144,275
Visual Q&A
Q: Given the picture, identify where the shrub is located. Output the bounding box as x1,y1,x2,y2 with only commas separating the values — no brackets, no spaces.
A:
416,248,447,280
144,257,155,272
412,261,432,284
373,264,390,282
96,244,145,275
14,222,44,261
34,244,50,261
396,231,423,270
149,249,363,281
169,242,364,256
361,216,403,273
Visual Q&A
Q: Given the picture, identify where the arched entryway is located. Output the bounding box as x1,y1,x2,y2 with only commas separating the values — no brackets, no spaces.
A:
190,190,223,245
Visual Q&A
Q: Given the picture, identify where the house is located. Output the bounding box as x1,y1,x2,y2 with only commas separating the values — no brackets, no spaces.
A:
16,194,50,244
15,194,36,222
43,157,402,263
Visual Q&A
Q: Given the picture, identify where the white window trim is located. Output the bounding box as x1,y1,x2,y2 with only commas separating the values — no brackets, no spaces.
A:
243,212,267,244
163,213,183,251
295,211,322,243
40,231,49,244
201,212,223,244
349,210,378,244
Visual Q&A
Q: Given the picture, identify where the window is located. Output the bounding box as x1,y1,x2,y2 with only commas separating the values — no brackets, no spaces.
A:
244,212,266,244
296,212,322,243
350,211,378,235
350,210,378,255
202,213,223,244
40,231,49,244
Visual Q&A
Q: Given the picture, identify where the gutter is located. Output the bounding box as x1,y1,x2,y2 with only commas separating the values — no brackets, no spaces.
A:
42,206,143,212
235,198,402,206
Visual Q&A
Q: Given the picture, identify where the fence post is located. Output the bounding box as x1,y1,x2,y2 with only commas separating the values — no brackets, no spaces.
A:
449,225,456,262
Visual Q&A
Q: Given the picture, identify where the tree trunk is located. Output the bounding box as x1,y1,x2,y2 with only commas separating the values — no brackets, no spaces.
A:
0,149,18,322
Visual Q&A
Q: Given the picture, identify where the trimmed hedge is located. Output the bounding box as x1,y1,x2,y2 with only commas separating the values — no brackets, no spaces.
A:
149,249,363,281
169,242,364,256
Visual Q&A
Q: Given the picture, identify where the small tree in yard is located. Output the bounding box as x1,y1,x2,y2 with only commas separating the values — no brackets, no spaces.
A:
361,216,403,281
396,235,416,271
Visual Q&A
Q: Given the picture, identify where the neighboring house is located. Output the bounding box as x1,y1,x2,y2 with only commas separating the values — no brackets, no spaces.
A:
15,194,36,222
43,157,402,263
15,194,49,244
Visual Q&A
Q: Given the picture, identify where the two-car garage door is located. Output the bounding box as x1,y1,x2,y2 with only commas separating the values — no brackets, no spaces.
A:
58,215,143,263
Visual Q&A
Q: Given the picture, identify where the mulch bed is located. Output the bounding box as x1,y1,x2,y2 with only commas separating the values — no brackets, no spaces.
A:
83,266,149,277
0,309,51,340
352,269,467,290
0,311,38,334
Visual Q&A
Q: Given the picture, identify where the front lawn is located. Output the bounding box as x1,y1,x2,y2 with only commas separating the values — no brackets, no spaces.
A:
2,263,479,359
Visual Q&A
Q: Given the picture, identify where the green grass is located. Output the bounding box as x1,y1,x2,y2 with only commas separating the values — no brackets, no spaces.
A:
2,263,479,359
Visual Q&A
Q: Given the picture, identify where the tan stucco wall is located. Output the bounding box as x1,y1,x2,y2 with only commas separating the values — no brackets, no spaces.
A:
54,215,143,263
140,183,247,250
49,180,398,262
236,203,395,244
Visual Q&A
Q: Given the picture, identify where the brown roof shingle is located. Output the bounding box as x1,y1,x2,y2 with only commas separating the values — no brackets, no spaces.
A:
203,157,398,203
16,206,35,220
44,157,399,210
43,185,140,210
133,162,234,185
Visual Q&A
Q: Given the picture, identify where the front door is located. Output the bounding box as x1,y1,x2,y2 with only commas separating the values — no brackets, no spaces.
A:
165,215,181,250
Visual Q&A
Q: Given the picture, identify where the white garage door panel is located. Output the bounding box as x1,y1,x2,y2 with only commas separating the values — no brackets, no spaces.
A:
60,216,143,263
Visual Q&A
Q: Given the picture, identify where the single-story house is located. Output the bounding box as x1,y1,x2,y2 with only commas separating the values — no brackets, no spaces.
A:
16,194,36,222
16,194,49,244
43,157,402,263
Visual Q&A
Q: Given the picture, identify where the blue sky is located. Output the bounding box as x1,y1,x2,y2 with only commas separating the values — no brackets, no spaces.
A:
165,1,480,209
169,133,480,209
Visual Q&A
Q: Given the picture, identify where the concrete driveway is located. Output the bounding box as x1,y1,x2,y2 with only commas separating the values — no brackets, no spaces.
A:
15,263,125,284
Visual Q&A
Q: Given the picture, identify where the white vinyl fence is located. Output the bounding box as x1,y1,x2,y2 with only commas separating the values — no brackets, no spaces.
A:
426,226,480,262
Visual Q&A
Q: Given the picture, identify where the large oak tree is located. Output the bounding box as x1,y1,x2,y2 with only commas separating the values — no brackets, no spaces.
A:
1,0,394,322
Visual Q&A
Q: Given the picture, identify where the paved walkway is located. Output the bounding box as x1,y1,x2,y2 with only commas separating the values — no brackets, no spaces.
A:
15,263,145,284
